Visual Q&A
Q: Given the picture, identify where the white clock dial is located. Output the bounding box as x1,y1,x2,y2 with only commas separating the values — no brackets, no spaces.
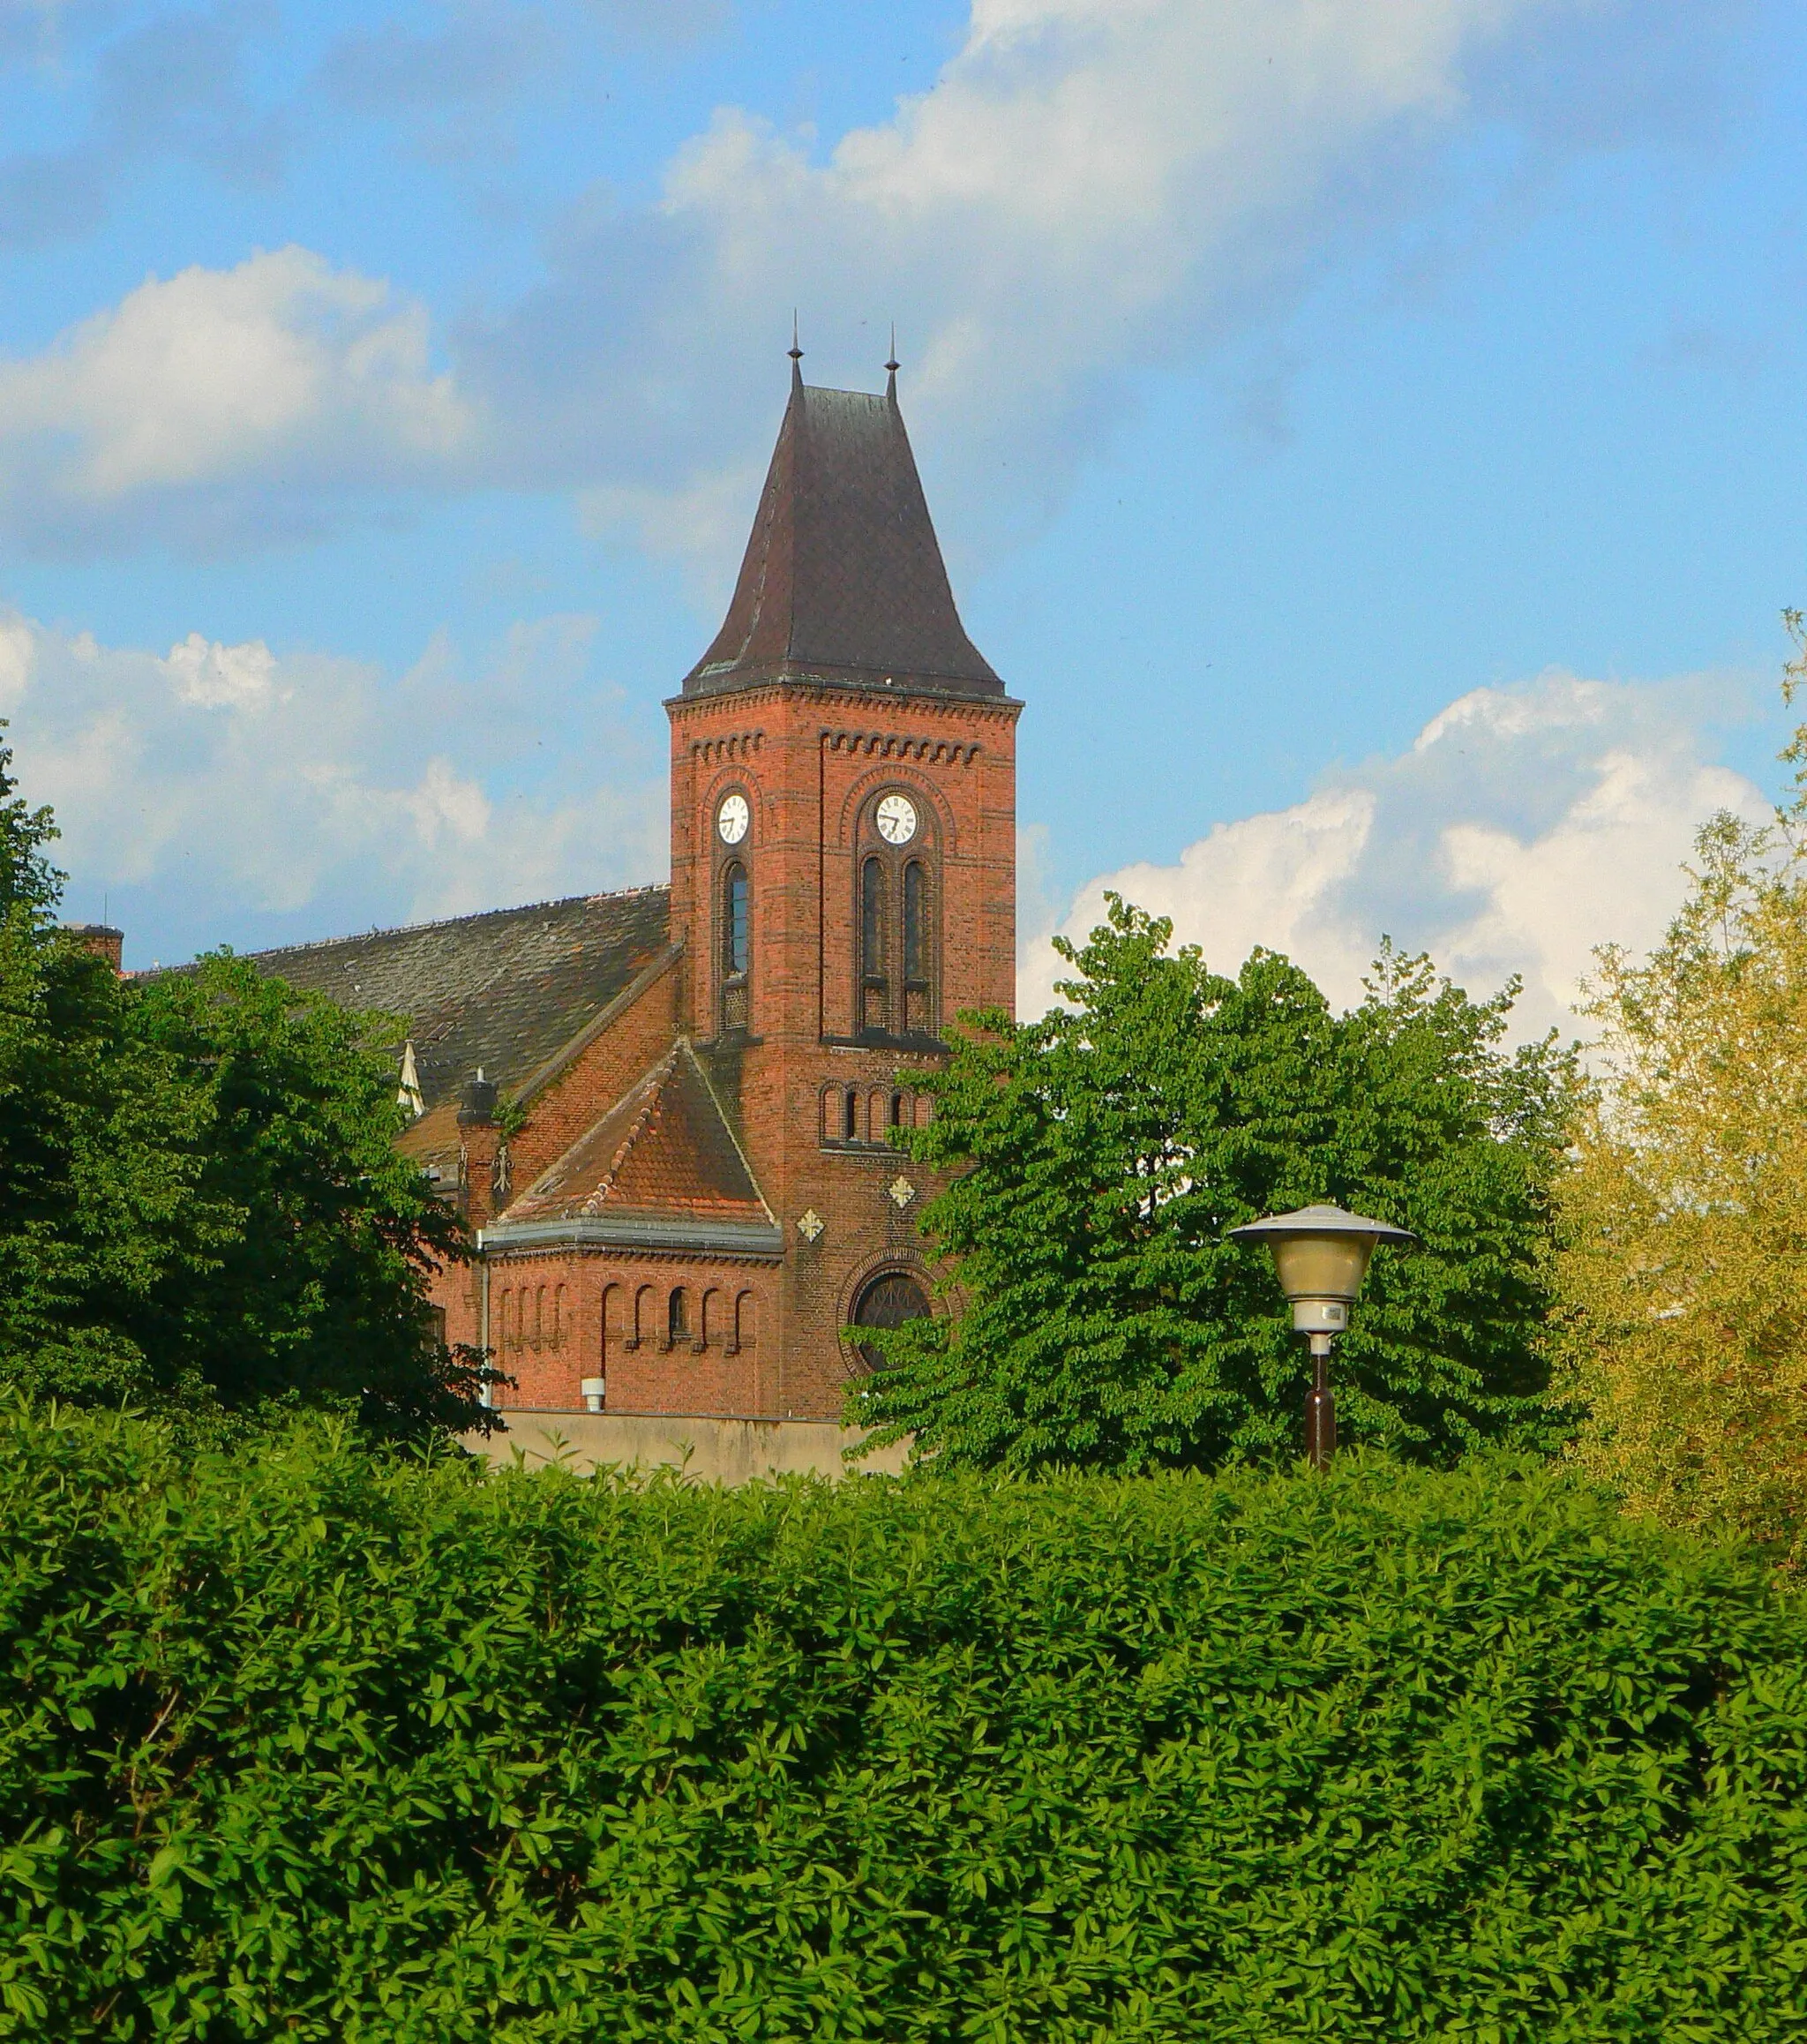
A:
875,793,918,845
716,793,750,845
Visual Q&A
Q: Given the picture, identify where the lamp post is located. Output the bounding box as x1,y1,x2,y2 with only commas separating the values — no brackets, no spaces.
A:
1226,1204,1416,1469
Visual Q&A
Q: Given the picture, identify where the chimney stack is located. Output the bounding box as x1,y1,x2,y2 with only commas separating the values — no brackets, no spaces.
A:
65,924,124,974
457,1069,503,1230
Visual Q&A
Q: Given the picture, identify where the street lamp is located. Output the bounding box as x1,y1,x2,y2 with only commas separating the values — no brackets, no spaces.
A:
1226,1203,1417,1469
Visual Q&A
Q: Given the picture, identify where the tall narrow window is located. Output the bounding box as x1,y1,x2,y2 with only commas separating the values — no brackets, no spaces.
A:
860,856,889,1034
721,863,750,1032
903,860,930,1034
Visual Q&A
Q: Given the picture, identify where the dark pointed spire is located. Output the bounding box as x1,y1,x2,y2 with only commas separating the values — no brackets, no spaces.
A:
885,323,899,405
789,312,803,395
681,357,1003,701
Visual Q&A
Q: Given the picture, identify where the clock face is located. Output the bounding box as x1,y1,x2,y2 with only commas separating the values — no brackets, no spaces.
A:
875,793,918,845
716,793,750,845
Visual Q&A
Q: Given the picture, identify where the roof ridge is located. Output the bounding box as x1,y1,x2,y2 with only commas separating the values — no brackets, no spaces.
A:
229,883,671,965
509,941,683,1111
581,1043,682,1215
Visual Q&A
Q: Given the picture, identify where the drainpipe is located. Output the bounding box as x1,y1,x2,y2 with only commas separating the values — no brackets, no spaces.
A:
477,1228,492,1409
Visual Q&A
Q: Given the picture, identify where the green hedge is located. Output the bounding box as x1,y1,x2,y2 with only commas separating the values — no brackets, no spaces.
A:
4,1407,1807,2041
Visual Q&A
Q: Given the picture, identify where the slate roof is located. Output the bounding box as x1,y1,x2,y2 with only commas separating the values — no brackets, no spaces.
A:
683,367,1003,701
234,886,672,1112
500,1041,770,1232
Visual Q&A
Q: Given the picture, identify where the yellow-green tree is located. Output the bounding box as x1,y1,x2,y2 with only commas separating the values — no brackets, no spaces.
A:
1559,623,1807,1555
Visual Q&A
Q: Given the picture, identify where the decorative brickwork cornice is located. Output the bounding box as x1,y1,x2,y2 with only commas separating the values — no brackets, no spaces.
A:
665,675,1023,723
820,729,984,765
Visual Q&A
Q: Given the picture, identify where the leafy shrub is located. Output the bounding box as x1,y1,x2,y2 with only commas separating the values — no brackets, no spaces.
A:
4,1403,1806,2041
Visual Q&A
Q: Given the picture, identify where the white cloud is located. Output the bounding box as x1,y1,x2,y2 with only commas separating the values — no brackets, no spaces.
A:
0,605,665,965
1019,672,1770,1040
479,0,1704,582
0,3,1728,563
0,612,31,705
0,247,474,545
162,632,278,709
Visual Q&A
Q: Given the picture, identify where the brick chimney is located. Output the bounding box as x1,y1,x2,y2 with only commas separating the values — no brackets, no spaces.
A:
457,1070,502,1232
65,923,124,973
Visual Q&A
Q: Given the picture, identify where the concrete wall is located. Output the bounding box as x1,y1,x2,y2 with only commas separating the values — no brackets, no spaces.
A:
462,1408,911,1484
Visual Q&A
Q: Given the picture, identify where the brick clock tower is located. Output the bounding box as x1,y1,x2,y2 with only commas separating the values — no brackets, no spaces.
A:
669,349,1021,1413
274,350,1023,1425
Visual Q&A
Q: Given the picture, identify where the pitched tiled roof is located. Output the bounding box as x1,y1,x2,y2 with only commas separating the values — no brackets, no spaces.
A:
683,369,1004,701
500,1041,769,1232
232,886,672,1111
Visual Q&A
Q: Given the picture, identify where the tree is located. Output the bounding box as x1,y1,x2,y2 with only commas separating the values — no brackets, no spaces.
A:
851,896,1574,1472
1556,630,1807,1556
0,726,489,1436
121,957,489,1434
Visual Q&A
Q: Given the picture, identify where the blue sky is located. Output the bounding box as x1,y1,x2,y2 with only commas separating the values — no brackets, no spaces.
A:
1,0,1802,1031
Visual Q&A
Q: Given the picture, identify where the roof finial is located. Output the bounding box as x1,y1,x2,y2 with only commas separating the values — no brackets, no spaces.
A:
885,322,899,403
789,310,804,395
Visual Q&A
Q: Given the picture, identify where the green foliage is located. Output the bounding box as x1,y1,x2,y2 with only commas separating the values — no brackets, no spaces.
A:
119,955,485,1432
0,728,487,1435
854,898,1576,1472
0,721,63,922
4,1404,1806,2040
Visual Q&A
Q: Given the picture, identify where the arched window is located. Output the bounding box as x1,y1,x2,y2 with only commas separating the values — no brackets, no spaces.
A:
851,1268,931,1372
844,1087,859,1142
629,1285,653,1351
891,1091,907,1135
721,862,750,1033
904,861,931,1033
667,1287,689,1349
860,856,889,1035
734,1290,755,1354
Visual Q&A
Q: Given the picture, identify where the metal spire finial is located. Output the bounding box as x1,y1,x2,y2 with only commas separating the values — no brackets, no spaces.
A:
788,311,803,363
885,321,899,375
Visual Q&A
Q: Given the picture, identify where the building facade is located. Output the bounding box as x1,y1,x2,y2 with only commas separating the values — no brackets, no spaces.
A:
236,357,1021,1419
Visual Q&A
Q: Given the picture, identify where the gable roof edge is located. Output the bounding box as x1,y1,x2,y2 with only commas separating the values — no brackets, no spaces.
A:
509,941,684,1112
679,1037,776,1226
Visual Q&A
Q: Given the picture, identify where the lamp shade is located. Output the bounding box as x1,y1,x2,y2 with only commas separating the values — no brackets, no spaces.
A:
1226,1203,1417,1333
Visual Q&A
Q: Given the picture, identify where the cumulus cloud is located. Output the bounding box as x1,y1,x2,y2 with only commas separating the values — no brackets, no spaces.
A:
0,0,1733,561
472,0,1730,584
0,603,665,966
0,247,475,549
1019,673,1770,1041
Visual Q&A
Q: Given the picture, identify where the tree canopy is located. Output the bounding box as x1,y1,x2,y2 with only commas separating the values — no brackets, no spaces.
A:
0,725,488,1438
851,897,1575,1473
1557,632,1807,1558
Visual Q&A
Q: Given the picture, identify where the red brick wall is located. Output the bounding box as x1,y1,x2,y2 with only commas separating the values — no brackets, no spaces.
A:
668,679,1020,1416
430,676,1019,1424
502,949,682,1194
483,1250,780,1416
